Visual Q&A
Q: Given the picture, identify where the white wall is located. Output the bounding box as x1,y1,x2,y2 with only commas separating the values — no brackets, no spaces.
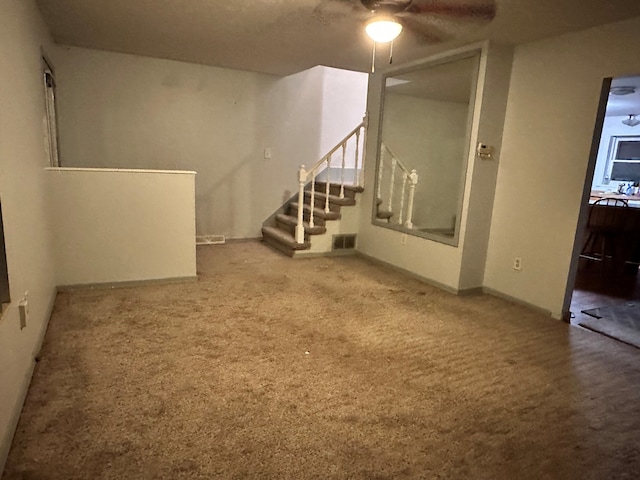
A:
592,115,640,190
320,67,368,165
48,168,197,286
382,93,469,229
358,43,512,293
0,0,58,471
484,16,640,318
54,48,367,239
457,44,513,290
53,47,324,239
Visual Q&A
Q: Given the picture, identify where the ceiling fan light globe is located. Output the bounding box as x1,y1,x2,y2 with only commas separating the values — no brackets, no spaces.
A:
610,86,636,96
622,114,640,127
366,19,403,43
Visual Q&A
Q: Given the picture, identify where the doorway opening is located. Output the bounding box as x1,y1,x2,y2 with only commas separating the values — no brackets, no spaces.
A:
0,200,10,307
567,74,640,348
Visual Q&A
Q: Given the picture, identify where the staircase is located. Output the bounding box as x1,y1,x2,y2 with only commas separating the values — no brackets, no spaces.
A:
262,182,364,256
375,142,418,228
262,116,367,257
375,197,394,222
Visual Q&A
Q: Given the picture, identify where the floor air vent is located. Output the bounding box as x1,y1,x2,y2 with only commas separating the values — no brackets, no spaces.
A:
196,235,226,245
333,234,356,250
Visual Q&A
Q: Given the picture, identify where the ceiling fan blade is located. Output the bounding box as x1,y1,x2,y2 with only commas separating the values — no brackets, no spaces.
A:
406,0,497,20
400,15,448,44
314,0,361,16
360,0,413,13
312,0,367,24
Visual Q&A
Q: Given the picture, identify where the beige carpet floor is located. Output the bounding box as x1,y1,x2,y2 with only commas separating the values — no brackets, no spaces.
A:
3,242,640,479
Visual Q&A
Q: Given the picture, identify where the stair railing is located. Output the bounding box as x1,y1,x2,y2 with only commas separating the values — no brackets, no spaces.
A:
295,114,368,243
378,143,419,229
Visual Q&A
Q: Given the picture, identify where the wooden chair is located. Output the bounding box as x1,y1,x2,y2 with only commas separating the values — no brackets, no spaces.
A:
592,197,628,207
580,199,629,270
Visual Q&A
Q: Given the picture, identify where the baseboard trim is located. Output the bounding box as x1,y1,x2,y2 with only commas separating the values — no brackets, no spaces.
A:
1,286,58,475
458,286,484,296
355,251,462,295
224,237,262,244
33,286,58,359
0,358,36,475
195,237,261,246
482,286,554,318
57,276,197,292
294,249,357,259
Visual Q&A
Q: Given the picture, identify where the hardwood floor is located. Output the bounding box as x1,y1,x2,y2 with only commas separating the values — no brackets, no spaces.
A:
570,260,640,327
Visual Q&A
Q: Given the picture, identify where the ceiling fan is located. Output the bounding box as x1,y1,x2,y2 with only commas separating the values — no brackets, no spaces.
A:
315,0,497,72
315,0,497,69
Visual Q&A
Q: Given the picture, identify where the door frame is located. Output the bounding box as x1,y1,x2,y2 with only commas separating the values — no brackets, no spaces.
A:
561,77,613,321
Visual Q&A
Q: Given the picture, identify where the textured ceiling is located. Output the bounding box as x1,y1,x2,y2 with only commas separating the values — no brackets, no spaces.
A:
608,77,640,118
35,0,640,76
387,54,477,103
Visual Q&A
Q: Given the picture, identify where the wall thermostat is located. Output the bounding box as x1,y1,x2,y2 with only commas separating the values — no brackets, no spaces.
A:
477,142,494,159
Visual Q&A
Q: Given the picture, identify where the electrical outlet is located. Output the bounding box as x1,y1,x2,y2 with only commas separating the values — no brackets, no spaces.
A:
401,233,407,245
513,257,522,271
477,142,494,159
264,148,272,159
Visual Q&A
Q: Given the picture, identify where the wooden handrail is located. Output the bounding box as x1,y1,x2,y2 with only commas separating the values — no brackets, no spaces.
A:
305,116,368,178
295,114,368,244
377,143,419,229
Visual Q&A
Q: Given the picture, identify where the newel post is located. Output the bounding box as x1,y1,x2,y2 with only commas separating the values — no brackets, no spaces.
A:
387,158,397,211
359,113,368,188
296,165,307,244
405,169,418,229
398,172,408,225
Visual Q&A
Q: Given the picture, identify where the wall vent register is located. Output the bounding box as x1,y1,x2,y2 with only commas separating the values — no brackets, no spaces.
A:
333,234,356,250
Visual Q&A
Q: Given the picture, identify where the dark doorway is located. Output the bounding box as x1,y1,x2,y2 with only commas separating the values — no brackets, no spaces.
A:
0,200,10,305
566,75,640,348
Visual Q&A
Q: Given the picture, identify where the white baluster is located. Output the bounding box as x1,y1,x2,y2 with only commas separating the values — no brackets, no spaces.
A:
296,165,307,243
293,117,367,245
340,142,346,199
309,171,316,228
354,129,361,188
387,158,397,212
325,158,331,213
398,172,407,225
377,145,384,203
405,169,418,229
359,114,368,188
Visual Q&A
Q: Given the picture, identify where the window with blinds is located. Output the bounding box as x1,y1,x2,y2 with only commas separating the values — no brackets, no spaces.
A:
605,136,640,183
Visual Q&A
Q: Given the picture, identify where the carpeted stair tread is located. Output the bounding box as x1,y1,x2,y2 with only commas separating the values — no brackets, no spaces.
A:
304,190,356,207
315,182,364,198
289,202,341,221
316,182,363,192
377,210,393,220
276,214,326,235
262,181,360,256
261,226,310,255
285,208,326,226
